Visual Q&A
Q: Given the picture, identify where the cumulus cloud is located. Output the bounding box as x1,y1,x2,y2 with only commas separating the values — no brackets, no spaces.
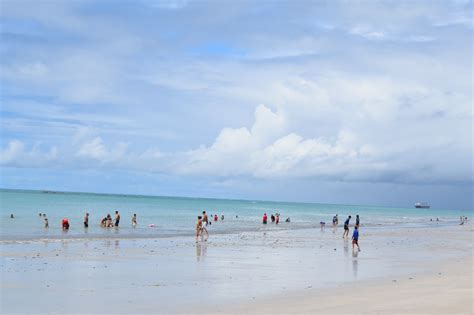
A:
0,0,472,206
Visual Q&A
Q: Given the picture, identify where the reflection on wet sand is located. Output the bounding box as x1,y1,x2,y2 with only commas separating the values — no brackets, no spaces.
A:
196,242,207,261
352,250,359,277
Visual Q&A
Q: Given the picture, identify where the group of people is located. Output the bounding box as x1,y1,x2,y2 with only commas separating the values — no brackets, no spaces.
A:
31,211,138,230
195,211,228,242
262,213,290,224
459,216,468,225
340,215,361,251
100,211,121,228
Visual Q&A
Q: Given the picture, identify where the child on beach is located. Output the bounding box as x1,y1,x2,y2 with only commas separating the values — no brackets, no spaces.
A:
343,216,351,238
132,214,137,227
263,213,268,224
352,226,360,251
196,216,203,242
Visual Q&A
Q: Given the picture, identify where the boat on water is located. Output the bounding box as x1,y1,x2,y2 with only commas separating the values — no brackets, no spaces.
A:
415,202,430,209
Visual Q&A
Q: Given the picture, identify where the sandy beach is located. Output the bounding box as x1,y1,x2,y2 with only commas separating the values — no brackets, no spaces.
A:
213,253,473,315
1,223,472,314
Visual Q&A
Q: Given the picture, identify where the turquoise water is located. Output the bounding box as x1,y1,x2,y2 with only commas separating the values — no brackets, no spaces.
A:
0,189,469,241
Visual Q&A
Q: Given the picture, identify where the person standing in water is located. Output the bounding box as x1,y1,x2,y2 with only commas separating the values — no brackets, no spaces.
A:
343,216,351,238
62,218,70,230
352,226,360,251
355,215,360,228
115,211,120,227
201,211,209,241
44,217,49,228
262,213,268,224
132,214,137,227
84,213,89,228
196,216,203,242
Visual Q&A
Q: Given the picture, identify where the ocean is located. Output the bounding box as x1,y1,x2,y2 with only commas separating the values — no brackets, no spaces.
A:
0,189,468,241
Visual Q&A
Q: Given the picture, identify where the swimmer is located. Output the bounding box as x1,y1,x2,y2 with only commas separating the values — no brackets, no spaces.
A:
285,217,290,223
271,214,275,223
10,214,14,219
44,217,49,228
132,214,137,227
221,215,224,221
39,212,42,217
275,214,280,225
101,216,107,227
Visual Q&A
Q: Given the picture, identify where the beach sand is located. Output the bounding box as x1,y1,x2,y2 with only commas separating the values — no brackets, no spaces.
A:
209,254,473,315
1,224,472,314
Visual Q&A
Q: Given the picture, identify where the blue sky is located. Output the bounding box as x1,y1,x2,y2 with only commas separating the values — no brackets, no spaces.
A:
0,0,472,210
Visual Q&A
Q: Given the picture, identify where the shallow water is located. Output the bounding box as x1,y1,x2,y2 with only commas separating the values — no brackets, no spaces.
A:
0,189,470,241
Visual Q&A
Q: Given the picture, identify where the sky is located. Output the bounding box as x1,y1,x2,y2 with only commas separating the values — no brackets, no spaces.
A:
0,0,472,210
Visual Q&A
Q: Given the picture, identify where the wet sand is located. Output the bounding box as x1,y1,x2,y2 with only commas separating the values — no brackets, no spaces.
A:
1,224,472,314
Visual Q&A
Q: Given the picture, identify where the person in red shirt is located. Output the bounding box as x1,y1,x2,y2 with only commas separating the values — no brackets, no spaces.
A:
262,213,268,224
214,214,218,221
62,218,70,230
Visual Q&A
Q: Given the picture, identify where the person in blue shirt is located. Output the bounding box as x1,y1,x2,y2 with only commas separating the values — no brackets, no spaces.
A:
343,215,351,238
352,226,360,251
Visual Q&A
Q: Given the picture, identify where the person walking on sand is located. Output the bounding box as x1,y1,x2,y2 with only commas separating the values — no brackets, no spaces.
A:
201,211,209,241
84,213,89,228
352,226,360,251
196,216,203,242
115,211,120,227
132,214,137,227
343,216,351,238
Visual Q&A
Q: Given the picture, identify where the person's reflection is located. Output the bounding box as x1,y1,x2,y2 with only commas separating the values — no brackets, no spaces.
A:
343,239,349,258
352,250,359,277
196,242,207,262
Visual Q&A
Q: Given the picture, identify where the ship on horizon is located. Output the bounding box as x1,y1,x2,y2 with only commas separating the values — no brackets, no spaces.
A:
415,202,430,209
